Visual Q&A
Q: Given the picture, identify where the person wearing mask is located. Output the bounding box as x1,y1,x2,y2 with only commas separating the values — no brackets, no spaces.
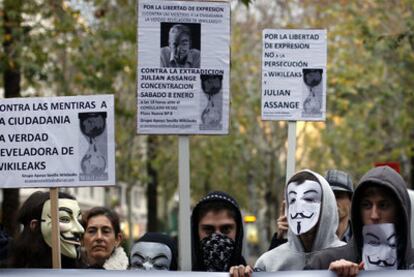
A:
81,207,128,270
8,191,84,268
268,169,353,251
307,166,414,276
191,191,246,272
232,169,344,277
130,232,177,271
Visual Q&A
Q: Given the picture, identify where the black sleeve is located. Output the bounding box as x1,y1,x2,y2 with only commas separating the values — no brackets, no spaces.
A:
268,232,287,251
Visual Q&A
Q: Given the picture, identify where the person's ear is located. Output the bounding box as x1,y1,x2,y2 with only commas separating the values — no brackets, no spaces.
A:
115,233,123,248
29,219,39,231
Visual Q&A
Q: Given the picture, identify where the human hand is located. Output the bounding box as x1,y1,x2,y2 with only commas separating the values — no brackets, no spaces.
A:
276,200,288,239
328,259,364,277
229,265,253,277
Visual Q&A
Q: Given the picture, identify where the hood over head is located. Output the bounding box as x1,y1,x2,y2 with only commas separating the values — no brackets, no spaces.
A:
254,169,345,271
286,169,344,252
351,166,411,268
191,191,245,271
133,232,178,270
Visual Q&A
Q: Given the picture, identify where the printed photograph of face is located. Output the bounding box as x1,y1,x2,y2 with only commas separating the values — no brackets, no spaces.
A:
130,241,172,271
362,223,397,270
41,199,84,259
160,22,201,68
287,180,322,235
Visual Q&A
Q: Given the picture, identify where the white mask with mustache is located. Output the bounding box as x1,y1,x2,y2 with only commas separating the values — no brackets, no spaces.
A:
363,223,397,270
287,180,322,235
41,199,84,259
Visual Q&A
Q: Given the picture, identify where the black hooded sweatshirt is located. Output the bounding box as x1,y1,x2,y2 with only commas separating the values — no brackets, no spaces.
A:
307,166,414,269
191,191,246,271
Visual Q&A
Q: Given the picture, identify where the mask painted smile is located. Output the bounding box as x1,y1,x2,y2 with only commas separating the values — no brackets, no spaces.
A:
41,199,84,259
362,223,397,270
287,180,322,235
290,212,314,219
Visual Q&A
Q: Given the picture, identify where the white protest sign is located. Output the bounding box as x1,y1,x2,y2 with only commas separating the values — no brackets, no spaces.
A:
262,29,327,121
0,95,115,188
137,0,230,134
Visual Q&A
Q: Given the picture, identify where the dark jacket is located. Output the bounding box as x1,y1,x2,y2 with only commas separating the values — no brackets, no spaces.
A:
307,166,413,269
191,191,246,271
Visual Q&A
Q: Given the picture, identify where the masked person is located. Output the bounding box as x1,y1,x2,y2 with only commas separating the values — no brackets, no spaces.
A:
254,170,345,272
191,191,246,272
130,232,177,271
307,166,414,276
268,169,353,252
81,207,128,270
8,191,84,268
160,24,200,68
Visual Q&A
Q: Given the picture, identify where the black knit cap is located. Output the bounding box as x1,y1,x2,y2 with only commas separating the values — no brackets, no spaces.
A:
191,191,245,271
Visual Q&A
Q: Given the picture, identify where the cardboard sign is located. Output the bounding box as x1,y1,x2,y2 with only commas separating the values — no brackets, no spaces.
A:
137,0,230,134
262,29,327,121
0,95,115,188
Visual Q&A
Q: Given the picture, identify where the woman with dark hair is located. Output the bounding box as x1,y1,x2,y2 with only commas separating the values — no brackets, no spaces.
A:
81,207,128,269
8,191,84,268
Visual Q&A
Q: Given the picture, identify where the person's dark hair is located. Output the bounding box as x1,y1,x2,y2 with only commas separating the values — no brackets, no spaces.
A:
8,191,76,268
288,171,319,185
82,207,121,236
353,183,405,265
197,200,237,222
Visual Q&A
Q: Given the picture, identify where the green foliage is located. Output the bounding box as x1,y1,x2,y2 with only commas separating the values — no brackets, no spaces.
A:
3,0,414,238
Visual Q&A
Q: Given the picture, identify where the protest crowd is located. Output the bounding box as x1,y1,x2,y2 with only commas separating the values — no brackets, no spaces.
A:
0,165,413,277
1,1,413,277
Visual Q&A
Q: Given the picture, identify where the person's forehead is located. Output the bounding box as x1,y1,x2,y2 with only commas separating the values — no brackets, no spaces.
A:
87,215,113,228
334,190,352,199
58,199,80,210
199,209,236,224
132,242,172,258
361,186,394,200
44,199,80,213
287,180,321,192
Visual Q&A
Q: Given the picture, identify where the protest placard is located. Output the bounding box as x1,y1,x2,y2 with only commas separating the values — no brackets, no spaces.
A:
137,0,230,134
0,95,115,188
262,29,327,121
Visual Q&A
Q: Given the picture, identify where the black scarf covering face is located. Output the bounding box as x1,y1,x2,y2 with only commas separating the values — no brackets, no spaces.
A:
200,233,235,272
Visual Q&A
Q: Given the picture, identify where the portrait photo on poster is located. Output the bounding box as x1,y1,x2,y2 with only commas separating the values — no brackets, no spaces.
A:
160,22,201,68
302,68,323,117
78,112,108,182
199,74,223,131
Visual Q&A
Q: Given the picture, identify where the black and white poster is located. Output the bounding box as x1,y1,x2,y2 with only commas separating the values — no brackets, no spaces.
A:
137,0,230,134
262,29,327,121
0,95,115,188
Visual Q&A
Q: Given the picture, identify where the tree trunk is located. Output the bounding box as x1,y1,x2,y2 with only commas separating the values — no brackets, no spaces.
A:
146,136,158,232
2,0,22,236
